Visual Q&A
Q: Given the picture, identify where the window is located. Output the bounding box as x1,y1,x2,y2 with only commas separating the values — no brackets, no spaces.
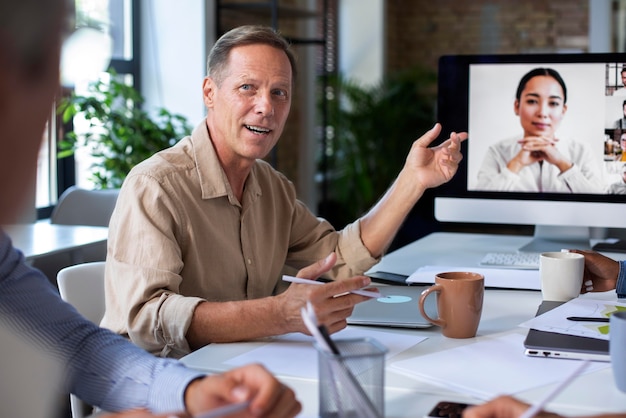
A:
36,0,139,218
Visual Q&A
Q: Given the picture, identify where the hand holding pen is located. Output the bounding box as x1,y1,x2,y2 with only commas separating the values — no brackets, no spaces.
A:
278,252,380,336
282,275,383,299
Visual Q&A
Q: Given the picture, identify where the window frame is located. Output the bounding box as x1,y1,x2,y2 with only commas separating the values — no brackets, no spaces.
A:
37,0,141,220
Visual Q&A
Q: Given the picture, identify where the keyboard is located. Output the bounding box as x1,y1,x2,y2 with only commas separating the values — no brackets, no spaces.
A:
479,252,541,269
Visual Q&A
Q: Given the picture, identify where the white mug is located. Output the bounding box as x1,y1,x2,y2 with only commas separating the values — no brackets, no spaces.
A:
539,252,584,302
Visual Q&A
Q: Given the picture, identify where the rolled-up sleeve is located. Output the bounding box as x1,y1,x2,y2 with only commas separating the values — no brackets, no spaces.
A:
102,172,204,358
285,199,379,280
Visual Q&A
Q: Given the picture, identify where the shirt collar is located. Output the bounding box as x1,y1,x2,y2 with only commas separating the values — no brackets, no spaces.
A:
190,120,262,203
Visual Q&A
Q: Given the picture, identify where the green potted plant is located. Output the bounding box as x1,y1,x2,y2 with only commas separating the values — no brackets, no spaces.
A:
57,69,192,189
319,66,438,228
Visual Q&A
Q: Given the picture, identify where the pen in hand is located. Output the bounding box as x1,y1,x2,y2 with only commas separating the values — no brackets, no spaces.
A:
282,275,384,299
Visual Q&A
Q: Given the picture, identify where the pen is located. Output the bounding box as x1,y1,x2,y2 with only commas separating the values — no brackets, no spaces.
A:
194,400,251,418
318,323,340,355
567,316,610,323
518,360,590,418
282,275,384,299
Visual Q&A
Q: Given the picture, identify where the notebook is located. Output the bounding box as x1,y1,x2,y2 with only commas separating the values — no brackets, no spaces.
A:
523,301,610,362
347,285,436,328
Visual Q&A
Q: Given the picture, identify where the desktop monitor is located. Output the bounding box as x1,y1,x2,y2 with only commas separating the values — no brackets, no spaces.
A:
434,52,626,252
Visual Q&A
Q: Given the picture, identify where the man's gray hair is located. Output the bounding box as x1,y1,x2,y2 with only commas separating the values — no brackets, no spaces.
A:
207,25,297,85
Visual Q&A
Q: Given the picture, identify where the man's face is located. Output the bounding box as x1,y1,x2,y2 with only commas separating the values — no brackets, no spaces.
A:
622,71,626,87
203,43,292,165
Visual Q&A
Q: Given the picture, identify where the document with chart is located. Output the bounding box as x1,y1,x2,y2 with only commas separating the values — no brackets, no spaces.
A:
519,298,626,340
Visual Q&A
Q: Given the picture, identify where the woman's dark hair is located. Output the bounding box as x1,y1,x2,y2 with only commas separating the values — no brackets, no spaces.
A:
515,68,567,103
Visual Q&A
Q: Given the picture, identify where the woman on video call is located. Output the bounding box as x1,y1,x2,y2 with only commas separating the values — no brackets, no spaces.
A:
475,67,604,193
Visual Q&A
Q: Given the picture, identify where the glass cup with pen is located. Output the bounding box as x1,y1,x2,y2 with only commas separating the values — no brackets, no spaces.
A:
301,301,387,418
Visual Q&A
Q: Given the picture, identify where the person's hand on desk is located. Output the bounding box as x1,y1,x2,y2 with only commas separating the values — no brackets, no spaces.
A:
463,395,624,418
100,364,301,418
568,250,620,293
276,252,375,335
184,364,300,417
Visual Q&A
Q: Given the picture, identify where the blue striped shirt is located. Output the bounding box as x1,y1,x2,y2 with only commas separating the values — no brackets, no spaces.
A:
0,230,205,413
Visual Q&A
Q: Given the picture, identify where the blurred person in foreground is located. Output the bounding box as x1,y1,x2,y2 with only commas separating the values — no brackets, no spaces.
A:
0,0,300,417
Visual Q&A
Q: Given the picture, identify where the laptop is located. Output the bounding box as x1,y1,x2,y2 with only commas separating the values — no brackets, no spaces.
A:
523,301,610,362
347,284,437,328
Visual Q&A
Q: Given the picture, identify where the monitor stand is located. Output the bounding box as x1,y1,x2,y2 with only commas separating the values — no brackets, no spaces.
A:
518,225,592,253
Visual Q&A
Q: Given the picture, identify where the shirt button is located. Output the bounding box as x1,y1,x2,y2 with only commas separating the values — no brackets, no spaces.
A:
247,258,252,264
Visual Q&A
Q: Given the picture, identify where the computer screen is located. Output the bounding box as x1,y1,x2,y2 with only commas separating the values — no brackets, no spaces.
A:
434,53,626,252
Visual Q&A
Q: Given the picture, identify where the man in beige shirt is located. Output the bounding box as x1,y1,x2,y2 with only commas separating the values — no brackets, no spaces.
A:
102,25,467,358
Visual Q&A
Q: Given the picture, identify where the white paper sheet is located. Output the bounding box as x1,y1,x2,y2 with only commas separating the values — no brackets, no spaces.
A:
518,298,626,340
407,265,541,290
389,332,609,400
223,327,427,379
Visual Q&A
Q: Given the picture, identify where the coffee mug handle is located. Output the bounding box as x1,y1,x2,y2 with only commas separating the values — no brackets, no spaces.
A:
418,284,445,328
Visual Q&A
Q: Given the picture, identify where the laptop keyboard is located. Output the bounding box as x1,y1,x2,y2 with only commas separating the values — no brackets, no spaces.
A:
479,252,541,269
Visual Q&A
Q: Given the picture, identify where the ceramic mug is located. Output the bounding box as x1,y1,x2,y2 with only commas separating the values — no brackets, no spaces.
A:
418,271,484,338
539,252,584,302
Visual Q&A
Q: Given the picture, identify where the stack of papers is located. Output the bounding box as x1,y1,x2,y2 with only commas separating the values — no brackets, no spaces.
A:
223,327,427,379
389,332,609,400
407,265,541,290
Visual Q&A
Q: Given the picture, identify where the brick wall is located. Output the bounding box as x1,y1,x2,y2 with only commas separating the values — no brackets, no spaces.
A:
385,0,589,74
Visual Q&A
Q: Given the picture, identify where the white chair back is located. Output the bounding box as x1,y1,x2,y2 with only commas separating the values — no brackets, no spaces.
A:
56,261,107,418
57,261,106,324
51,186,119,227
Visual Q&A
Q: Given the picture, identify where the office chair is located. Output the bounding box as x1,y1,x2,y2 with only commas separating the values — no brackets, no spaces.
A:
57,261,106,418
34,186,118,282
51,186,119,227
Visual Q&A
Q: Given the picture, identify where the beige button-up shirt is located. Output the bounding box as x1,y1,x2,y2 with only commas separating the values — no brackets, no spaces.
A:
101,121,377,358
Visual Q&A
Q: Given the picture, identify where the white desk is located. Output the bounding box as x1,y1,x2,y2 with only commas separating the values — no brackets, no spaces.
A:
369,232,626,278
3,222,109,263
181,233,626,417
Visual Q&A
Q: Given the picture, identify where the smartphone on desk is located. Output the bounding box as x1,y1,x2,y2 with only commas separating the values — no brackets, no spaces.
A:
425,401,476,418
